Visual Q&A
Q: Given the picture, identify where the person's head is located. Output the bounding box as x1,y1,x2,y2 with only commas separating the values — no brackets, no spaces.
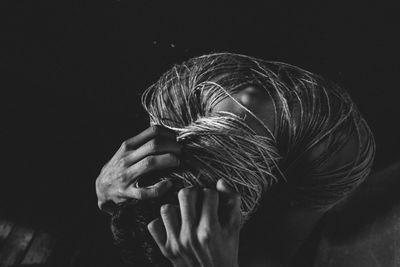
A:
112,53,287,266
139,52,313,218
111,52,375,265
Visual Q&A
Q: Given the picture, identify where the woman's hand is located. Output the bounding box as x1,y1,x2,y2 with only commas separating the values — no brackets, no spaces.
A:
147,179,242,267
95,125,183,214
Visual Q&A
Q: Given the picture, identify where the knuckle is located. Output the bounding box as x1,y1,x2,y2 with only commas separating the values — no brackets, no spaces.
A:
100,163,107,172
148,138,160,151
197,229,212,245
180,231,196,248
167,153,180,166
173,243,185,255
180,239,192,251
115,186,126,198
119,170,130,183
143,156,156,168
180,239,190,250
150,125,161,136
119,157,127,167
101,162,112,174
166,240,182,255
134,189,144,199
120,141,127,150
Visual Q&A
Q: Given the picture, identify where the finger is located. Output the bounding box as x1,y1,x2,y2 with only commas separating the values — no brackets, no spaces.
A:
122,138,183,167
160,204,181,240
199,188,219,228
216,178,237,194
216,179,242,229
124,125,177,150
110,139,130,161
178,187,198,232
124,153,180,186
123,179,173,199
178,188,211,267
148,217,167,249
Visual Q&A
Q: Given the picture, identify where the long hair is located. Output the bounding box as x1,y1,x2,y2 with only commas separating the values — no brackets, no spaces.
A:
141,52,375,210
111,52,375,265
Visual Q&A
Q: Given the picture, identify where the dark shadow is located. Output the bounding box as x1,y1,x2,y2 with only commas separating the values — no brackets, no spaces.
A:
320,160,400,244
288,159,400,266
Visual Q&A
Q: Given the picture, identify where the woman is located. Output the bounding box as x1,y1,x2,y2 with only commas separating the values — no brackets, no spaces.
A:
95,53,375,266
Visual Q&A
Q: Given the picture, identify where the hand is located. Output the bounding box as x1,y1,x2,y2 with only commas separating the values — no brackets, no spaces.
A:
95,125,182,214
148,179,242,267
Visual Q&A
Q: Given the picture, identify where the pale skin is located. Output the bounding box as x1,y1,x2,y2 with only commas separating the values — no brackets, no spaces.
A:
148,180,241,267
95,125,242,266
96,85,361,266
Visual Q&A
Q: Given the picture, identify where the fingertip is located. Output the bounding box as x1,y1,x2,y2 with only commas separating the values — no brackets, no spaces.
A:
216,179,234,193
147,218,155,231
147,217,167,246
148,217,161,231
178,186,197,200
216,179,224,190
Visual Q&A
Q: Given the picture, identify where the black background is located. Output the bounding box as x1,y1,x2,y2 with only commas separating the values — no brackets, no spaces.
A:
1,0,400,256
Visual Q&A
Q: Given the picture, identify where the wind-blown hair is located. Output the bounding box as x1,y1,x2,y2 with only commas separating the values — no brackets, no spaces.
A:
111,52,376,265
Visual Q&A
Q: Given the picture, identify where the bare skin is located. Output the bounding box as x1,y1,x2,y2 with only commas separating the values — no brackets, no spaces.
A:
211,86,362,266
148,179,242,267
95,125,182,214
95,126,242,265
95,86,362,266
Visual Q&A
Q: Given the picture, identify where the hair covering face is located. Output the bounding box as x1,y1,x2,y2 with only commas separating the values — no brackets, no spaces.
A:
110,53,376,266
141,52,376,220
